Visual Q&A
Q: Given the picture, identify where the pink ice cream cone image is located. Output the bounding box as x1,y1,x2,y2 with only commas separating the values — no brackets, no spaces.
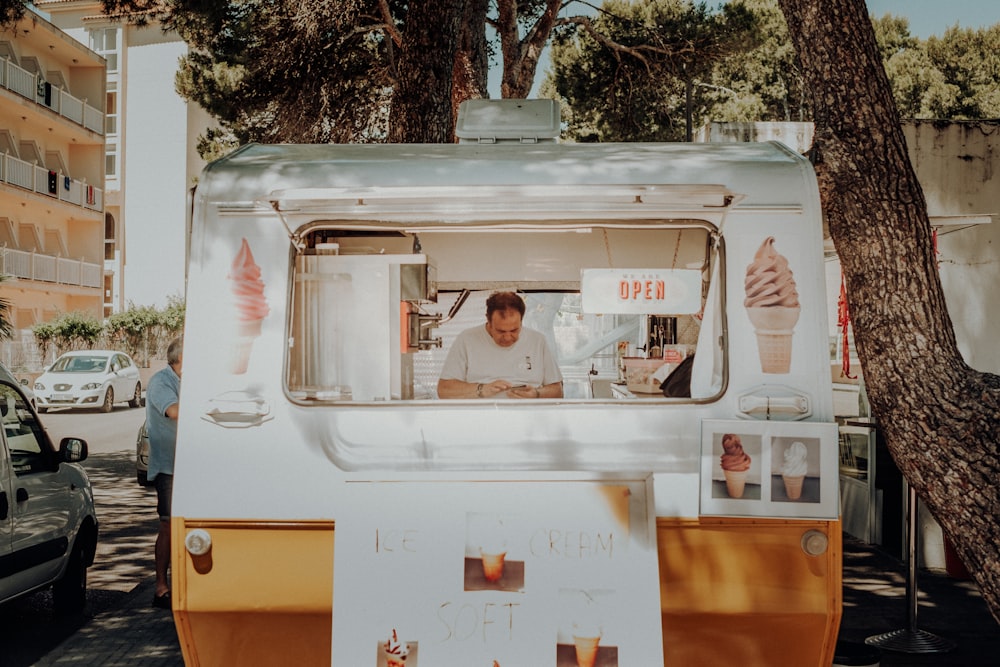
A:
228,238,269,374
720,433,751,498
745,237,800,374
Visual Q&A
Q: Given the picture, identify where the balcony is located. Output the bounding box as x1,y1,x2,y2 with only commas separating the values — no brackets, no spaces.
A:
1,152,103,212
1,57,104,135
0,245,101,289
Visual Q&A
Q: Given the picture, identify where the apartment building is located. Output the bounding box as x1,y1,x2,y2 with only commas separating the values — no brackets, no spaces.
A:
0,9,105,363
38,0,212,313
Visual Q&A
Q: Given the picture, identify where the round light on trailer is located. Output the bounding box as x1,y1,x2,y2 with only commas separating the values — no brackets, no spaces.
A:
185,528,212,556
801,530,829,557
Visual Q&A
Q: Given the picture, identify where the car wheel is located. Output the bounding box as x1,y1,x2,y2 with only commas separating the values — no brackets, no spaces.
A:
53,536,88,615
129,382,142,408
37,406,47,413
100,387,114,413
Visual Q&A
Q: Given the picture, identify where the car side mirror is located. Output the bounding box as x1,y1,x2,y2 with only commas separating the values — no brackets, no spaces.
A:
60,437,89,463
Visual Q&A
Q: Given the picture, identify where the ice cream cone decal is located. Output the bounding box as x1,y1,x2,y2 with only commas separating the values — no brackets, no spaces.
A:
745,237,800,374
720,433,751,498
228,238,269,374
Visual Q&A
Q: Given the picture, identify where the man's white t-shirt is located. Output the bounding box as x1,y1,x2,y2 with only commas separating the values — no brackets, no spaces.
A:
439,325,563,389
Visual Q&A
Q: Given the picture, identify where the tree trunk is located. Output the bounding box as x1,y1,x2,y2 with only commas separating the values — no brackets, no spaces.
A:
451,0,490,136
497,0,562,98
778,0,1000,623
388,0,466,143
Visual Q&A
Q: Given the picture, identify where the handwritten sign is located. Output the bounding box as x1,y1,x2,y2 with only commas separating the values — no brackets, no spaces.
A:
581,268,703,314
331,480,663,666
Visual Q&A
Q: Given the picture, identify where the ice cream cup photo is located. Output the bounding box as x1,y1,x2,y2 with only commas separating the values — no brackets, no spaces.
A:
382,629,409,667
480,547,507,582
572,634,600,667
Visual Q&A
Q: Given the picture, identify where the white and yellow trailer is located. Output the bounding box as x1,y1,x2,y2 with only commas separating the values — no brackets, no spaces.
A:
172,101,841,666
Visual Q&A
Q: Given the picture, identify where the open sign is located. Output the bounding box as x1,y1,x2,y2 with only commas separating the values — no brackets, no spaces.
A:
581,268,702,314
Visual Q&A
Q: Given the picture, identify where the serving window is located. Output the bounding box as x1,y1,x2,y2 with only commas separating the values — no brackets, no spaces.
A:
284,221,725,403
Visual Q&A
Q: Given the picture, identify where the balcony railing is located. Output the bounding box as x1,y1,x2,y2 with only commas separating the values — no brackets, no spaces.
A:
0,245,102,288
1,57,104,136
1,152,103,212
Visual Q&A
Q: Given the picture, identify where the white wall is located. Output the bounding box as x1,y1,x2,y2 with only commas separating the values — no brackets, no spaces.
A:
122,39,189,308
904,121,1000,373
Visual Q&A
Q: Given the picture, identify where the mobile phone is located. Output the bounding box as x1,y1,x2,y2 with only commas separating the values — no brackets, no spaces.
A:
509,384,528,389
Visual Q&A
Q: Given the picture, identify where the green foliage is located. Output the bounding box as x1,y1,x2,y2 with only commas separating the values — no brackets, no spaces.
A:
105,303,160,363
547,0,761,142
160,294,186,334
31,298,186,364
36,311,105,352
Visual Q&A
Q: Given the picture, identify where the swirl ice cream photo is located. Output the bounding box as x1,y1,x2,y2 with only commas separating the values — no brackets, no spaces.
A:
744,236,800,373
781,441,809,500
720,433,752,498
228,237,270,374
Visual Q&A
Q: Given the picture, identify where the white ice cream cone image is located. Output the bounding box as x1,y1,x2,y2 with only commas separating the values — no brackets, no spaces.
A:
746,306,800,374
781,441,809,501
783,474,805,500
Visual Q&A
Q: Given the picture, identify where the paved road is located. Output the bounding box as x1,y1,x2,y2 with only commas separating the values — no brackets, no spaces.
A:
40,403,146,455
1,406,155,667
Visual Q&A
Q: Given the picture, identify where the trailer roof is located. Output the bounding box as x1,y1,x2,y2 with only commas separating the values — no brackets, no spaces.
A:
197,141,817,211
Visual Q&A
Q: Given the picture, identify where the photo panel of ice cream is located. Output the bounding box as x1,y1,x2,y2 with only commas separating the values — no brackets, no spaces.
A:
555,588,619,667
378,628,417,667
713,432,762,500
464,513,525,593
770,437,822,503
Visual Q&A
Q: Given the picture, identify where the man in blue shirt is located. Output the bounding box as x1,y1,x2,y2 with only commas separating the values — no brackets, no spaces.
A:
146,337,182,609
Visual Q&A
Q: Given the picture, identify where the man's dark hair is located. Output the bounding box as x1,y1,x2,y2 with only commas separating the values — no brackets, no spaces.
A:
486,291,525,320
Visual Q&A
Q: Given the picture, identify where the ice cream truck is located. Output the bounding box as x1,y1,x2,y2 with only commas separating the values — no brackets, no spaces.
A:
171,100,841,666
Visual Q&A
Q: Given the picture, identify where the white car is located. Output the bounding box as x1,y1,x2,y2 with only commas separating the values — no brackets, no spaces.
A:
0,369,97,613
34,350,143,413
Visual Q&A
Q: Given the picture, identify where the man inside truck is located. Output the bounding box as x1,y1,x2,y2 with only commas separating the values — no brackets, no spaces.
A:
437,291,564,399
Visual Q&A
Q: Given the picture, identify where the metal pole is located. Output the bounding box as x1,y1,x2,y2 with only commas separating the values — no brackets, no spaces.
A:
866,483,956,653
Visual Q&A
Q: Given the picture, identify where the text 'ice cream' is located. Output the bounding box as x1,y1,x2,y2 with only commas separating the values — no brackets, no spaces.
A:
744,237,800,374
227,237,270,374
720,433,751,498
782,441,809,500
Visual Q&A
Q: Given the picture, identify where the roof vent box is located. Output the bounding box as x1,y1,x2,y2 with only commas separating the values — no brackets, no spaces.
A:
455,99,561,144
